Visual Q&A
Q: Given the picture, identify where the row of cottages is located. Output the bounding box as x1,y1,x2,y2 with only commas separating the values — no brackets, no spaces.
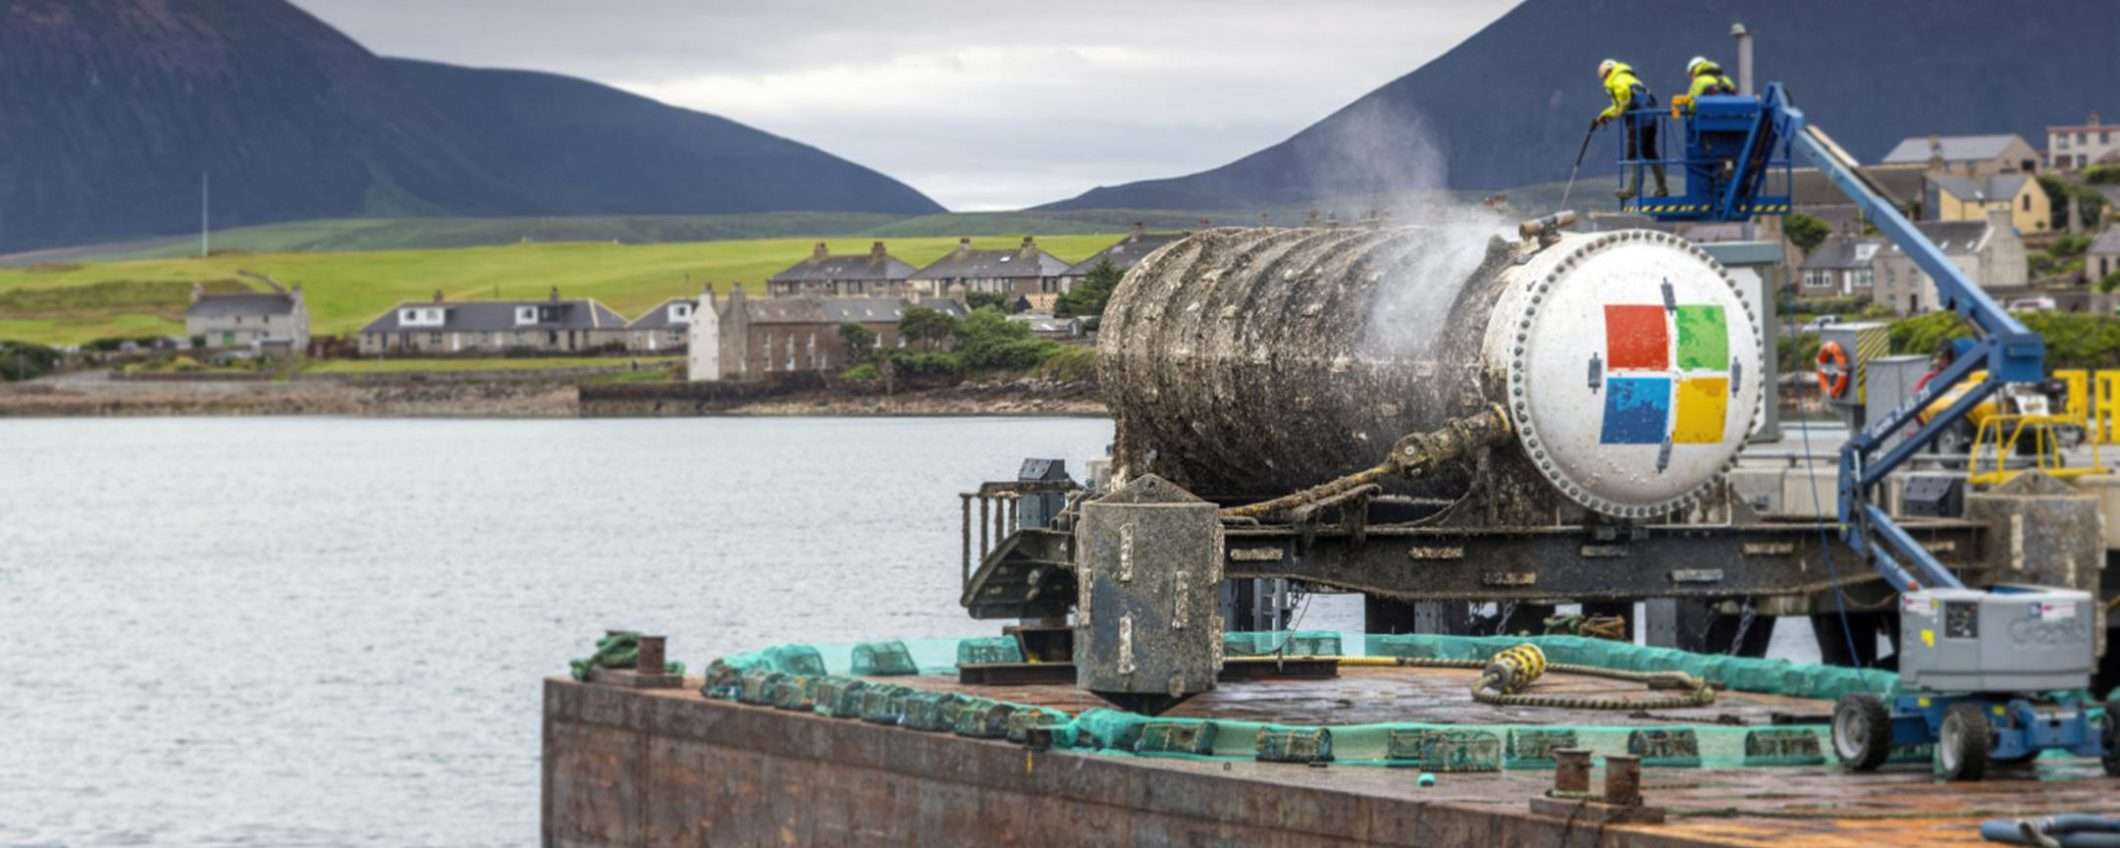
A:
686,284,968,381
1799,210,2027,314
766,241,918,297
910,236,1071,296
1789,135,2051,236
184,282,310,353
759,226,1189,304
356,288,629,355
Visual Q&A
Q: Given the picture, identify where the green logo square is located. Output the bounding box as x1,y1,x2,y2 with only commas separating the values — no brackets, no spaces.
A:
1674,305,1728,371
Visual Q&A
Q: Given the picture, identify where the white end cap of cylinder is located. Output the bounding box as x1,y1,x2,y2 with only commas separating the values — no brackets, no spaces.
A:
1501,231,1764,517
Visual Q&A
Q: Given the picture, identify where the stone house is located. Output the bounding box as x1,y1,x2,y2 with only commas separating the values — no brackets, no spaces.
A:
689,284,968,381
1872,213,2027,315
2088,227,2120,285
909,236,1071,297
1784,164,1927,233
1798,236,1883,298
1054,225,1188,291
766,241,918,297
185,283,309,352
1881,133,2042,178
356,288,628,355
625,298,695,353
1926,172,2050,233
2049,114,2119,172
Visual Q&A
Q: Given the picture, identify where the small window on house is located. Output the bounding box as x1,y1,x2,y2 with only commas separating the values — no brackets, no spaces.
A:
2023,195,2031,211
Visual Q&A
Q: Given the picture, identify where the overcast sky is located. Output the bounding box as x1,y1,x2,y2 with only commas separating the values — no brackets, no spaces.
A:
289,0,1516,211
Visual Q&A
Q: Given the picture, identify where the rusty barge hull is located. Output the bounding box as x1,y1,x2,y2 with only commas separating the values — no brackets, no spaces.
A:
542,677,2120,847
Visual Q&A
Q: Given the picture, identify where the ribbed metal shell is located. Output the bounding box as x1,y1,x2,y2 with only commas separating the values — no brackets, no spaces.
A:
1098,226,1514,500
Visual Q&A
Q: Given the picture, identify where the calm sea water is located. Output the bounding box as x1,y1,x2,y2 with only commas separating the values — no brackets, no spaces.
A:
0,416,1822,845
0,417,1113,846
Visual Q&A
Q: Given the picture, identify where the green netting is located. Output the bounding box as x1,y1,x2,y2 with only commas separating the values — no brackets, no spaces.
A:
688,631,2041,770
1224,630,1343,658
1365,634,1897,701
851,641,920,676
956,636,1025,666
567,630,685,681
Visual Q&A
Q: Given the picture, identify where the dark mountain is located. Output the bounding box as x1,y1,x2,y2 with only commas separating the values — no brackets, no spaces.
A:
0,0,942,253
1046,0,2117,211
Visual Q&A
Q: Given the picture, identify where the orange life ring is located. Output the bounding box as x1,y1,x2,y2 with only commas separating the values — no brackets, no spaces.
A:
1816,341,1850,398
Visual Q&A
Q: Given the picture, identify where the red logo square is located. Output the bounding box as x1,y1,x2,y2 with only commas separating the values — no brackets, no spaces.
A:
1604,305,1669,370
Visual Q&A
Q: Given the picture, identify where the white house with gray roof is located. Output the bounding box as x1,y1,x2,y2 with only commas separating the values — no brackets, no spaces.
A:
356,288,628,356
2049,114,2119,172
909,236,1071,297
625,298,696,352
186,283,308,352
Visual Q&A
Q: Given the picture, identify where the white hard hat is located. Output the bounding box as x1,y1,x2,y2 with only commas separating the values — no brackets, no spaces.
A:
1597,59,1617,80
1687,56,1710,76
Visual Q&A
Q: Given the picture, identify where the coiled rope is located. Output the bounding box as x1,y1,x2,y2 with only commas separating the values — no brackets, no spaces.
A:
1337,643,1717,711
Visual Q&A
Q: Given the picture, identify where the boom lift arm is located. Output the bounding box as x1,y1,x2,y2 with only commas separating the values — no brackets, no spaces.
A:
1784,98,2046,592
1626,85,2111,781
1637,84,2047,592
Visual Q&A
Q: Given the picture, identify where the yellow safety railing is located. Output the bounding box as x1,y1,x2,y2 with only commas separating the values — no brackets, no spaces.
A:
2095,371,2120,445
1968,413,2108,486
2055,369,2089,422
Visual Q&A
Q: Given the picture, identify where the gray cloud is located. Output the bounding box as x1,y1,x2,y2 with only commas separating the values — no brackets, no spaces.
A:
291,0,1515,210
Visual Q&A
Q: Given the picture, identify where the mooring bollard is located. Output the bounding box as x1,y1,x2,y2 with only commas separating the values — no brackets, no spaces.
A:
1552,748,1592,794
1603,754,1642,807
636,635,666,674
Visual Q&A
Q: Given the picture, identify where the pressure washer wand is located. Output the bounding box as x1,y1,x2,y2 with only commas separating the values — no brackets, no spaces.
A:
1558,120,1598,212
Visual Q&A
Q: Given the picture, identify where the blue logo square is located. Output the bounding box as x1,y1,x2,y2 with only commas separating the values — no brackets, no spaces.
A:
1601,377,1671,444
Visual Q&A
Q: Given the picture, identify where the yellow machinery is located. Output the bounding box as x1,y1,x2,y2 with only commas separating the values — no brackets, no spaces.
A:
1941,367,2114,485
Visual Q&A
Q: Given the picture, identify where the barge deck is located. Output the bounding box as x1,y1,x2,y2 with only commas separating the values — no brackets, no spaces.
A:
542,671,2120,847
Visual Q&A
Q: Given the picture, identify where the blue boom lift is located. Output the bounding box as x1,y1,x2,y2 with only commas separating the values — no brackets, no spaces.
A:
1615,85,2118,779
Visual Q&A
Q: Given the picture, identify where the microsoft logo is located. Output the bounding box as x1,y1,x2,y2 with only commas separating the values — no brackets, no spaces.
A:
1586,282,1741,471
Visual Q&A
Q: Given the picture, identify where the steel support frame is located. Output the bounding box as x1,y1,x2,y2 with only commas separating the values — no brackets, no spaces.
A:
966,520,1986,617
1216,521,1986,602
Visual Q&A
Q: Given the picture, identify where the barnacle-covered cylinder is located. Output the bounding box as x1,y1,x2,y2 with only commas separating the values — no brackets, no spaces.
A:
1097,225,1764,519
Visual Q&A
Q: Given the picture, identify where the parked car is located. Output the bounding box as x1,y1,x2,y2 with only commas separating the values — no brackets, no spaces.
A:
2006,296,2056,312
1797,315,1841,334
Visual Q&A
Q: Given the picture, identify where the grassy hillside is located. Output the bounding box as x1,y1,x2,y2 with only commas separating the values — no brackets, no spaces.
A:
0,234,1126,346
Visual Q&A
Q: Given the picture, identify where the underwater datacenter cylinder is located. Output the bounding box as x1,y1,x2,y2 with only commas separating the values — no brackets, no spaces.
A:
1097,225,1764,518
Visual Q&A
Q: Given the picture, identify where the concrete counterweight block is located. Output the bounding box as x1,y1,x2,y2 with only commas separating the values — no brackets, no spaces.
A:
1964,471,2102,591
1075,474,1224,715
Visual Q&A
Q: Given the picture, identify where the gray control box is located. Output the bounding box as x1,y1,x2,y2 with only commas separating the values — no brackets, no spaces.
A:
1898,587,2094,693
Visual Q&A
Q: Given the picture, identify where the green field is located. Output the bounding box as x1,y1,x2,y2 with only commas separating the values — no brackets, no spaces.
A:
0,234,1126,346
20,209,1229,263
303,356,680,374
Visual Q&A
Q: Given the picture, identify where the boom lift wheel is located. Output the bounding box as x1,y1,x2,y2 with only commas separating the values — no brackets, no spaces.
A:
1937,703,1993,781
1831,693,1891,771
